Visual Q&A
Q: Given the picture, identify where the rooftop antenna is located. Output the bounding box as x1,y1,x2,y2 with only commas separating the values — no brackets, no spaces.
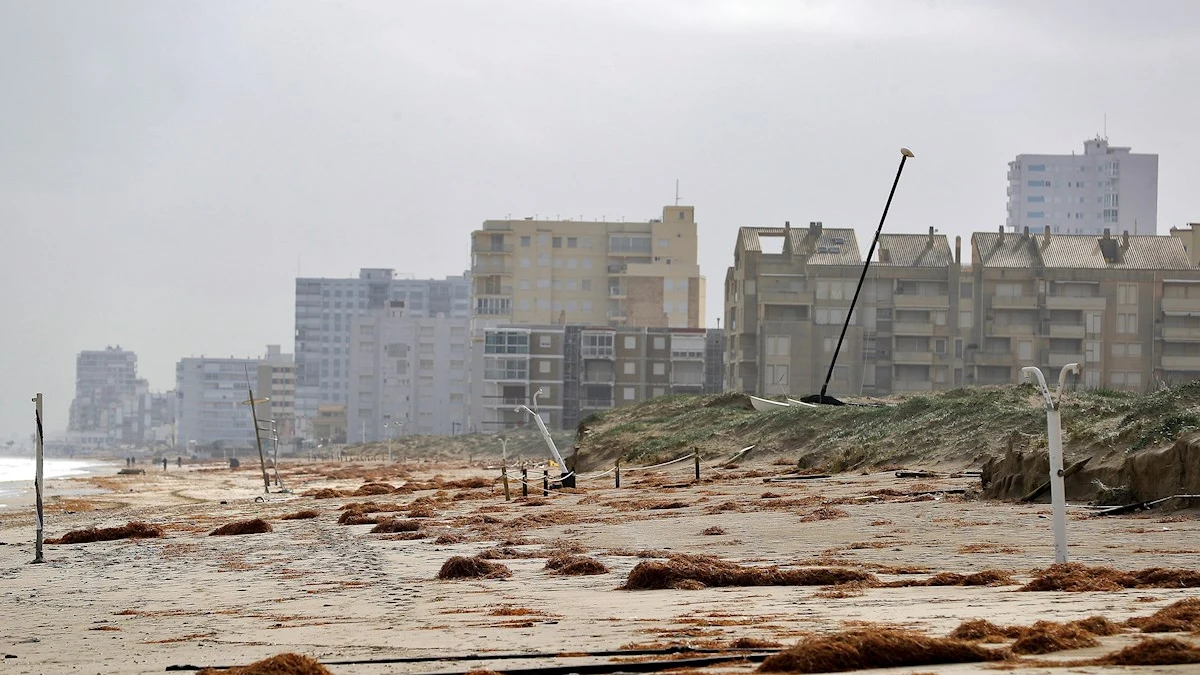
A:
1103,113,1107,140
675,179,680,206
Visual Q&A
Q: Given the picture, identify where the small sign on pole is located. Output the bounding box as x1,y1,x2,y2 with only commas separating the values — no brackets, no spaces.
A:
32,393,45,564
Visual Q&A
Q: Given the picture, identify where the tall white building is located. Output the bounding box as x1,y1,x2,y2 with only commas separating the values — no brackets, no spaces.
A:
175,347,291,449
1007,137,1158,236
293,269,470,435
69,346,139,440
347,301,470,442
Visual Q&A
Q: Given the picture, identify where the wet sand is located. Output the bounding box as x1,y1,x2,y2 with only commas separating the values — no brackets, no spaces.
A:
0,458,1197,674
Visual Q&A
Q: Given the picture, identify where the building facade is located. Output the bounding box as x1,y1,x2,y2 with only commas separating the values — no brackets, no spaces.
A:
68,346,140,442
725,222,1200,398
346,301,470,442
175,349,282,449
469,206,705,329
1007,137,1158,236
256,344,296,444
469,324,724,431
293,269,470,434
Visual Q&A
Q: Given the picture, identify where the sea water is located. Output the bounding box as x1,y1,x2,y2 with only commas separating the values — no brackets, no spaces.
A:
0,456,112,508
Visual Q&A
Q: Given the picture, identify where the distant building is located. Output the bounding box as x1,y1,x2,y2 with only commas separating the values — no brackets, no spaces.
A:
469,323,724,431
346,301,470,442
293,269,470,435
256,344,296,444
1169,223,1200,266
1007,137,1158,236
312,404,347,445
175,348,283,449
469,206,705,329
68,346,139,442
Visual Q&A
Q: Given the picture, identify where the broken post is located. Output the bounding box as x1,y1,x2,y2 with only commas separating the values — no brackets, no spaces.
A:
1022,363,1080,564
502,466,511,501
694,449,700,481
542,469,549,497
32,393,45,564
521,468,528,497
615,458,621,488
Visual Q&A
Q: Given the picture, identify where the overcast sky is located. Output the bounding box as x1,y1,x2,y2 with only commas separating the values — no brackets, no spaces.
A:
2,0,1198,441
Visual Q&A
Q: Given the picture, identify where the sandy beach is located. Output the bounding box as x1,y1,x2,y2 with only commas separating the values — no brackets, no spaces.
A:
0,456,1197,674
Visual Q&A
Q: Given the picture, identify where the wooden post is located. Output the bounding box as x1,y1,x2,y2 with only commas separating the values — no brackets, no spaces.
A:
32,393,44,564
521,468,528,497
694,449,700,481
502,466,511,501
615,458,621,488
542,469,549,497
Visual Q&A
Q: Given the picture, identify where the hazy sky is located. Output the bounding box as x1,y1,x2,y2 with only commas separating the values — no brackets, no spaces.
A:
2,0,1199,441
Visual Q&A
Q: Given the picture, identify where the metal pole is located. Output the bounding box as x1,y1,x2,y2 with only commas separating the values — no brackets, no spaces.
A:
615,459,621,488
521,468,528,497
817,148,915,403
1022,364,1079,564
247,388,270,494
694,449,700,481
542,469,549,497
502,466,511,501
32,393,45,564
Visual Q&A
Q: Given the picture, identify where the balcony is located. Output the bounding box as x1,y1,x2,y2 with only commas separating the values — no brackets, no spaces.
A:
474,286,513,297
1162,326,1200,341
1048,324,1086,339
973,351,1013,366
606,310,627,321
892,351,935,365
1162,355,1200,370
582,370,616,384
473,243,514,254
893,294,950,309
992,295,1038,309
608,287,626,298
893,322,934,335
988,322,1036,336
581,348,615,360
1046,296,1106,311
1048,352,1085,368
483,396,527,409
607,264,628,274
1162,297,1200,314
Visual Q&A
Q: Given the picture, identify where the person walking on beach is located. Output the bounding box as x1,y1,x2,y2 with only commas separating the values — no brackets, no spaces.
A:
162,457,168,471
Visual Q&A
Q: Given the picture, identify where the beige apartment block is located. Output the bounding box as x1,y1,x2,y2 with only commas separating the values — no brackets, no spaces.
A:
470,206,705,328
725,222,967,398
969,226,1200,390
1170,223,1200,266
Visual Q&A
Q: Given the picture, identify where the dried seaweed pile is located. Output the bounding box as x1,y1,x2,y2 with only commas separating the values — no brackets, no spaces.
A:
210,519,272,536
437,555,513,580
758,628,1007,673
46,521,164,544
624,555,872,590
1020,563,1200,591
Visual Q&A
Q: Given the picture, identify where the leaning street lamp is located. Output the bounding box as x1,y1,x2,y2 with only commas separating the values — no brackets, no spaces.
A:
514,388,572,487
1022,363,1081,564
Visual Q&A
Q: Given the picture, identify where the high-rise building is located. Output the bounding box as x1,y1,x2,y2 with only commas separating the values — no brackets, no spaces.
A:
293,269,470,434
256,344,296,444
68,346,139,442
1007,137,1159,236
469,206,705,328
346,301,470,442
175,347,287,449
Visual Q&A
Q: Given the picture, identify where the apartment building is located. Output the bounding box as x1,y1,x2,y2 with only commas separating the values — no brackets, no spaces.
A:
469,324,724,431
1007,137,1158,236
346,300,470,442
68,346,140,440
1169,223,1200,266
969,226,1200,389
725,222,967,397
176,348,283,448
469,206,705,329
294,268,470,432
256,344,296,444
725,222,1200,397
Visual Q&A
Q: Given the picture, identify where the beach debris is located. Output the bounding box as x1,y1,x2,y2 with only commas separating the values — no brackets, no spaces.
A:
301,488,343,499
884,570,1016,587
279,510,319,520
624,555,873,590
701,526,726,535
210,519,272,536
437,555,513,580
1095,637,1200,666
1126,598,1200,633
46,521,163,545
757,628,1008,672
1009,620,1102,654
1019,563,1200,591
369,518,422,534
545,554,609,576
195,652,331,674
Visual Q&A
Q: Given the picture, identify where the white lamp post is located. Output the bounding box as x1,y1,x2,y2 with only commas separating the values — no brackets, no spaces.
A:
1022,363,1080,564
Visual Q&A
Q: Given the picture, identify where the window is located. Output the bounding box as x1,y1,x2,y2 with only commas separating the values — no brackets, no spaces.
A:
536,278,550,289
623,362,636,375
1128,343,1142,358
766,335,791,356
1027,195,1045,203
520,236,531,247
552,236,562,248
581,279,592,291
539,361,551,374
653,363,666,376
960,282,972,298
581,332,614,357
954,339,963,358
1111,343,1127,358
959,310,973,329
475,297,512,316
658,238,669,249
623,387,636,401
765,364,789,387
520,257,531,268
652,387,665,398
935,339,946,355
567,237,577,248
1118,284,1137,305
537,254,550,266
1103,209,1119,224
609,236,652,253
1027,211,1045,219
1027,164,1046,171
1117,313,1137,334
539,335,552,348
823,337,835,352
484,331,529,354
1027,180,1048,187
624,336,636,349
1018,340,1033,361
484,358,528,380
1085,341,1100,363
653,336,666,350
996,283,1022,298
1086,312,1102,334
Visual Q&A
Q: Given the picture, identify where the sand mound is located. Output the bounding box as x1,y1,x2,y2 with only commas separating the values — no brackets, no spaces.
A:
758,629,1008,672
369,518,422,534
624,555,873,590
437,556,513,580
1095,637,1200,666
210,519,272,536
1126,598,1200,633
45,521,164,545
196,652,331,674
280,510,319,520
545,554,609,576
1020,563,1200,591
